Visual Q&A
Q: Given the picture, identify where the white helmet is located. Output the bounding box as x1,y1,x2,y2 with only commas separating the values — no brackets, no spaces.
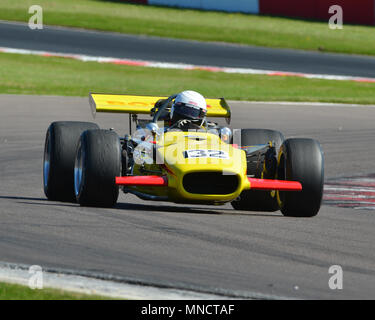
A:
170,90,207,123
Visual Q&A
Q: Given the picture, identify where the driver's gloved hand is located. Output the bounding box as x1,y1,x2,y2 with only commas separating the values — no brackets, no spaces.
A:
179,119,189,126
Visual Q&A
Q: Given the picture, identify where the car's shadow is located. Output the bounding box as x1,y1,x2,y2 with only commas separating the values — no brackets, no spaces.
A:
0,195,283,217
0,195,78,208
0,195,47,201
115,202,282,217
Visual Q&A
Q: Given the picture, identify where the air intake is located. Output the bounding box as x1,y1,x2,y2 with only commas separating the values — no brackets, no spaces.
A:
183,172,238,195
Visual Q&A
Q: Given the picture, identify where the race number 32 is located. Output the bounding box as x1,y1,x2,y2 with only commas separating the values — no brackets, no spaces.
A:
184,150,229,159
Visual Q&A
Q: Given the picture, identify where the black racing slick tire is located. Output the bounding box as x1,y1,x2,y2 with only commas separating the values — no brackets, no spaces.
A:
277,138,324,217
231,129,284,212
43,121,99,202
74,129,121,208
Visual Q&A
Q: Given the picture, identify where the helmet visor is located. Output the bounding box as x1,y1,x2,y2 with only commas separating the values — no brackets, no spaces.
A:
174,102,206,120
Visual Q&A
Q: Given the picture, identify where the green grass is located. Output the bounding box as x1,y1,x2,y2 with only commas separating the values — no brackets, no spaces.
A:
0,52,374,104
1,0,375,56
0,282,112,300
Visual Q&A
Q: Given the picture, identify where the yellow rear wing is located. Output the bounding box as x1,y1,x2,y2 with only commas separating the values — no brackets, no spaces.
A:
89,93,231,123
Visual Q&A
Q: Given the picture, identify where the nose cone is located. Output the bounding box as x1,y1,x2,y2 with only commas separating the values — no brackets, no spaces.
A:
157,131,248,203
160,131,243,173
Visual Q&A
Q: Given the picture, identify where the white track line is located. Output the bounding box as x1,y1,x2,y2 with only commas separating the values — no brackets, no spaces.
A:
0,262,291,300
1,46,375,84
0,263,229,300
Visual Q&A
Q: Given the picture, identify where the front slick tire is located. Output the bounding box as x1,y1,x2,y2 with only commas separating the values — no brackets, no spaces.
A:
277,138,324,217
75,129,121,208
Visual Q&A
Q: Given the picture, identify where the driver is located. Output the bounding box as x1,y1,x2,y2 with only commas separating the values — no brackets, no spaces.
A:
169,90,207,130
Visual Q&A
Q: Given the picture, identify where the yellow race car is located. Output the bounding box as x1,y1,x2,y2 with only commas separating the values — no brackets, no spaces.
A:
43,93,324,217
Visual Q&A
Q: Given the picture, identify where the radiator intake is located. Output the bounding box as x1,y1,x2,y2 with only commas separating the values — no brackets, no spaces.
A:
183,172,238,195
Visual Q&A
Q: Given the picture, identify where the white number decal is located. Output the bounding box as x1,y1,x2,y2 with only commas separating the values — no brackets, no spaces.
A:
184,150,229,159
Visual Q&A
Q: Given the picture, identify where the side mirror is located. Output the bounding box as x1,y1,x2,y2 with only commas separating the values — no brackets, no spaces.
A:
220,127,233,144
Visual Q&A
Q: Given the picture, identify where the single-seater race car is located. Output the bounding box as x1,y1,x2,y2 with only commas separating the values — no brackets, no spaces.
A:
43,92,324,217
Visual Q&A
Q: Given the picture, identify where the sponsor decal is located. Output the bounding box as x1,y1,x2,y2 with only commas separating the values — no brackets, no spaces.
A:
183,150,229,159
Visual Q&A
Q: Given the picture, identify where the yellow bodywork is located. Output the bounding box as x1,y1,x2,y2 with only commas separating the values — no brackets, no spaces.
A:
131,131,250,204
89,93,231,121
89,92,246,204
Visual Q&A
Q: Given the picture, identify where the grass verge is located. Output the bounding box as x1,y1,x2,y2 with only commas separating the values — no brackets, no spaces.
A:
1,0,375,56
0,52,375,104
0,281,112,300
1,52,375,104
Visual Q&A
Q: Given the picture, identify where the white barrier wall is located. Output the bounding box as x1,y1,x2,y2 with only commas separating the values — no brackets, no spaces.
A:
148,0,260,14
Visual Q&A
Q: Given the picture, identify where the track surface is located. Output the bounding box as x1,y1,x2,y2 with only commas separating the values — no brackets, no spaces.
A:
1,95,375,299
1,20,375,78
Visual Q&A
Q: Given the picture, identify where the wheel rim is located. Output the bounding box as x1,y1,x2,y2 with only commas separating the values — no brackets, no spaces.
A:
43,134,51,189
276,153,287,207
74,143,83,197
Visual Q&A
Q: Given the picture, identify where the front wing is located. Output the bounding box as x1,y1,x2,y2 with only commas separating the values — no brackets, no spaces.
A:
115,175,302,192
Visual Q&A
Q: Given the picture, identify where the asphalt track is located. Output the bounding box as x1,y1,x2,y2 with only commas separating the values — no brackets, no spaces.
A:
1,20,375,78
1,94,375,299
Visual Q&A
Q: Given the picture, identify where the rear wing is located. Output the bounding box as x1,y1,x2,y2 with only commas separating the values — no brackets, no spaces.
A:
89,93,231,123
